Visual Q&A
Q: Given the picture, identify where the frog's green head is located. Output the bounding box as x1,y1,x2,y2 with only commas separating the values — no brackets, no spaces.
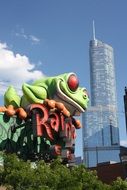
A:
54,72,89,116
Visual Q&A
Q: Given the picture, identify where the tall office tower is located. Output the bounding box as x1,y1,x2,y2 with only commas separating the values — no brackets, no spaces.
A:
82,23,120,167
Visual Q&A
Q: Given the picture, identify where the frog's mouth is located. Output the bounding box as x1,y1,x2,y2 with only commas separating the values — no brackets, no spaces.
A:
53,80,86,116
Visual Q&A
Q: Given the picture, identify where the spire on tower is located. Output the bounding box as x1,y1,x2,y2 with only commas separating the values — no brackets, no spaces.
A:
92,20,96,40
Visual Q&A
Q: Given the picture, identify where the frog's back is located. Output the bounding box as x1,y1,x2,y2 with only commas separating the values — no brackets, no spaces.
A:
32,76,55,87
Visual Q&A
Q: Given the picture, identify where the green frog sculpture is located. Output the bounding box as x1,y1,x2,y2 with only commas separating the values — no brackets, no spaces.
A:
0,72,89,163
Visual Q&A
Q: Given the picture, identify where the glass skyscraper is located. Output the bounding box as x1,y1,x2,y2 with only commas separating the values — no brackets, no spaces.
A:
82,33,120,167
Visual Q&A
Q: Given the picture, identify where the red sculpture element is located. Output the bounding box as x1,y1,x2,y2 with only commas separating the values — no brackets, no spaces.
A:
60,114,76,140
28,103,53,139
27,103,77,158
28,103,76,141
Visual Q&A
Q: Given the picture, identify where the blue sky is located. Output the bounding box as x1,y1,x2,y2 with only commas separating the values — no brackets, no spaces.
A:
0,0,126,157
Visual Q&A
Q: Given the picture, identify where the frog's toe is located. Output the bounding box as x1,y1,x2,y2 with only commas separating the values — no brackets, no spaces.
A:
16,108,27,119
72,118,82,129
61,107,70,117
44,99,56,108
0,106,7,112
5,105,16,116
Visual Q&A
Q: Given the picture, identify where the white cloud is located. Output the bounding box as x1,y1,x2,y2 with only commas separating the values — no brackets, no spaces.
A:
29,35,40,44
120,140,127,147
15,28,40,44
0,42,45,95
15,32,28,40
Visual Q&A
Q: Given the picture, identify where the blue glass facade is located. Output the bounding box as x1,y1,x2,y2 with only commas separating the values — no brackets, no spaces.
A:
82,39,120,167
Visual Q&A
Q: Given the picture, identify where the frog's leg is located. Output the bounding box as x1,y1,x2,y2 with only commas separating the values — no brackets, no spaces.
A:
4,86,20,107
0,86,27,119
0,86,18,115
44,99,70,117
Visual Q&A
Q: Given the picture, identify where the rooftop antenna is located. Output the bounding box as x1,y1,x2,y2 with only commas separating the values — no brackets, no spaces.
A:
92,20,96,40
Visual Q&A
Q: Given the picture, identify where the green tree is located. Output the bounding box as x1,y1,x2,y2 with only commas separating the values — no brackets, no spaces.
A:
70,164,110,190
111,177,127,190
50,158,82,190
0,153,115,190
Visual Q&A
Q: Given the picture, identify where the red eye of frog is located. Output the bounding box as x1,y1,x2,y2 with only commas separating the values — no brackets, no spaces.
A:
67,74,79,91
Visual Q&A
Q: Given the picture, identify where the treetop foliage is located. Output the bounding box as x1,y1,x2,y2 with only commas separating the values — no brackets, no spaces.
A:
0,153,127,190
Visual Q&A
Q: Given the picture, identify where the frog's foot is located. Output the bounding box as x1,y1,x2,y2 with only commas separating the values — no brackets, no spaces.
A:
0,105,16,116
44,99,70,117
0,105,27,119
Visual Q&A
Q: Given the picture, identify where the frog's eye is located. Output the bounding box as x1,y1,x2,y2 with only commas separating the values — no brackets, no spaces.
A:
83,89,89,99
67,74,79,91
